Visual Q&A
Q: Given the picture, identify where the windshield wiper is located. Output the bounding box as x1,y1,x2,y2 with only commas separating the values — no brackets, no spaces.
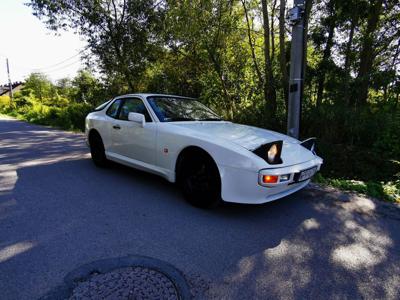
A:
166,117,195,122
198,118,223,121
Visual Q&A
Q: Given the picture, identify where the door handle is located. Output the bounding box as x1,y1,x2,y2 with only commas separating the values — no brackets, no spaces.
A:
113,125,121,130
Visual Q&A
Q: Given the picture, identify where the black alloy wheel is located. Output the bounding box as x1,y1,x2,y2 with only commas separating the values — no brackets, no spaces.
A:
89,132,108,167
180,153,221,208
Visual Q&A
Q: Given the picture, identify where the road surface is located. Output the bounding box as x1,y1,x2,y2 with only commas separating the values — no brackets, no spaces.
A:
0,116,399,299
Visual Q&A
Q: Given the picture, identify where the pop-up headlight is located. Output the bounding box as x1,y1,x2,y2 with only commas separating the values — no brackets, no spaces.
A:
253,141,283,164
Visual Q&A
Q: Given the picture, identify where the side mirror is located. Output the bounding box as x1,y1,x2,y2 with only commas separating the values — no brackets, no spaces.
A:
128,112,145,127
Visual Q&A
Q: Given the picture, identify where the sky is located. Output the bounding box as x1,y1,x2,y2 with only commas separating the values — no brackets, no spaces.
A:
0,0,87,85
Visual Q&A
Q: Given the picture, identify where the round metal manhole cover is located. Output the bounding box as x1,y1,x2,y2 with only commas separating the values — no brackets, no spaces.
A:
69,266,179,300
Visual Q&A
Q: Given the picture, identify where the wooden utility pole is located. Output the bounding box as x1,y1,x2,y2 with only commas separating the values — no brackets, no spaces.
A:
6,58,13,102
287,0,306,139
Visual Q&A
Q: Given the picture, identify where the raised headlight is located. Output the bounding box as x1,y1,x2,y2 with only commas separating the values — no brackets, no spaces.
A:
253,141,283,164
268,144,279,163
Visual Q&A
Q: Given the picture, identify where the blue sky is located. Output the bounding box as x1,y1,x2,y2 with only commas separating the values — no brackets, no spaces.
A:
0,0,86,84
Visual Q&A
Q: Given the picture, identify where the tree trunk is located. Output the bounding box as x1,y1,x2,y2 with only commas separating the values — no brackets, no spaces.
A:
206,46,234,119
354,0,383,106
261,0,277,119
343,16,356,106
316,3,336,108
279,0,288,110
270,0,277,63
241,0,263,87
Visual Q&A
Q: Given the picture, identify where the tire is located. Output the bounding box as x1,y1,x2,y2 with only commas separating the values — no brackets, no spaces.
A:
178,152,221,208
89,132,108,167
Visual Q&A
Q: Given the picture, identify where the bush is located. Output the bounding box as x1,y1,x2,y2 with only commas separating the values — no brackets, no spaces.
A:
8,101,93,132
0,95,10,108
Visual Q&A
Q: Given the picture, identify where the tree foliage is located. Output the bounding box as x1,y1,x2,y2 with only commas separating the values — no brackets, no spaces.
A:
24,0,400,185
28,0,164,91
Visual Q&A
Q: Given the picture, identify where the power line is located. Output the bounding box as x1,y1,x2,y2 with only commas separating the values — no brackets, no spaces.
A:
41,59,82,74
4,59,82,82
1,47,88,79
32,49,86,71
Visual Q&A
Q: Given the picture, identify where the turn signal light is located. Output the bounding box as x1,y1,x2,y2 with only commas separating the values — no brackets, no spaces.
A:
262,175,279,184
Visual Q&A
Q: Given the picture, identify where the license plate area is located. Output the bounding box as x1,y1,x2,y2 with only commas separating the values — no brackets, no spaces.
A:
293,166,317,182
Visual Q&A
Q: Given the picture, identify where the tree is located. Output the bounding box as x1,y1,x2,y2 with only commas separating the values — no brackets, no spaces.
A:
261,0,277,118
353,0,383,106
56,77,74,99
24,72,52,102
28,0,165,91
241,0,263,88
164,0,244,119
71,70,102,106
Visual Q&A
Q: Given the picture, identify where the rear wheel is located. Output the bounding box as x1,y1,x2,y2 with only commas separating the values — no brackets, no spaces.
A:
178,152,221,208
89,131,108,167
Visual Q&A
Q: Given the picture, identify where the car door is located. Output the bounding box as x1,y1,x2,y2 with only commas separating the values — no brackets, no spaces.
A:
104,98,124,151
110,97,157,165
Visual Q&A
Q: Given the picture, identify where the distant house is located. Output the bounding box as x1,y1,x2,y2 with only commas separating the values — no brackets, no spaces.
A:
0,82,24,96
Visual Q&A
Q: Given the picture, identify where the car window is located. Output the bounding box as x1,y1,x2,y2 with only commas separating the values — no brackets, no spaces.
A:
118,98,152,122
106,99,122,118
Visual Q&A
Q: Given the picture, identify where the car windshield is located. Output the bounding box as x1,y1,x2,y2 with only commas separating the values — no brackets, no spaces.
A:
94,99,112,111
147,96,222,122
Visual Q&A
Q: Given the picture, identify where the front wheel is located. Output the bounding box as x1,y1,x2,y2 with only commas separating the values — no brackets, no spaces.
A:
179,153,221,208
89,132,108,167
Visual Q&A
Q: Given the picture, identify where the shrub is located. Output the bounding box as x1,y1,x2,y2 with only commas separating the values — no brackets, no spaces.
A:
0,95,10,108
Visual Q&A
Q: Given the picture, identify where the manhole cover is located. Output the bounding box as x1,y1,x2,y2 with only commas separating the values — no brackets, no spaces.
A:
39,256,191,300
69,266,179,300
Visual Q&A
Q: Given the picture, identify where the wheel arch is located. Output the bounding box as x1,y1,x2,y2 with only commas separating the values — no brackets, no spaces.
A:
175,145,221,184
88,128,102,143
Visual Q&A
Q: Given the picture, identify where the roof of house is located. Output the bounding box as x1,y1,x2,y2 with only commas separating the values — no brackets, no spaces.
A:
0,82,24,96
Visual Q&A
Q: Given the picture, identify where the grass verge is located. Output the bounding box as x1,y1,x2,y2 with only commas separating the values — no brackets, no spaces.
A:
313,173,400,204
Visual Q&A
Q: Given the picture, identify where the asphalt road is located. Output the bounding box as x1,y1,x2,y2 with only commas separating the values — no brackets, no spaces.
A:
1,116,400,300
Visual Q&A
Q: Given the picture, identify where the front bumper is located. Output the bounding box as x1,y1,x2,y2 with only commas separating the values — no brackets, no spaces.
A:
219,156,322,204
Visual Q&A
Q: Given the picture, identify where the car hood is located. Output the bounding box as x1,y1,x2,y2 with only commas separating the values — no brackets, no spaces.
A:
171,121,316,166
172,121,298,149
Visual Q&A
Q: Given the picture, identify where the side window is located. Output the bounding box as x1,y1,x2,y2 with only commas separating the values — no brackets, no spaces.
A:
106,99,122,118
118,98,152,122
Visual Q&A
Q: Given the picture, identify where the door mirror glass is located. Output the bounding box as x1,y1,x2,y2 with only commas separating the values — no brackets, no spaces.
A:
128,112,145,127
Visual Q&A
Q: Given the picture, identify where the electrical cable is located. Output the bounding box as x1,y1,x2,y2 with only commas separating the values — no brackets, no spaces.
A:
38,59,82,74
33,51,84,71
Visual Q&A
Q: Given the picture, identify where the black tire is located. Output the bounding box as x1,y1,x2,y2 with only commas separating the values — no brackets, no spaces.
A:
89,131,108,167
178,152,221,208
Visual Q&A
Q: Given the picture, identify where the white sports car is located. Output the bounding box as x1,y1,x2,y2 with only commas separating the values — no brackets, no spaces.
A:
85,94,323,207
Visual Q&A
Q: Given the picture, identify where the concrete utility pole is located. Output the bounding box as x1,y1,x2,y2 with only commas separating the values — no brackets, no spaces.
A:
287,0,306,139
6,58,13,102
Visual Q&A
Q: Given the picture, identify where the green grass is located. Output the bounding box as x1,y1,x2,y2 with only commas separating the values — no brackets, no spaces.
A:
313,173,400,204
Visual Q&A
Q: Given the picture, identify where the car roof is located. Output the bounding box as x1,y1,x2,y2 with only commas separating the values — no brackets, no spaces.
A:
116,93,195,100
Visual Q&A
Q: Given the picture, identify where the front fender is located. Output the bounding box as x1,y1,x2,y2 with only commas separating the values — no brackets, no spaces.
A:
156,125,266,182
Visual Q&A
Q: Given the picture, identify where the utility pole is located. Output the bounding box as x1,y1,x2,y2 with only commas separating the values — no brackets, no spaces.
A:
287,0,306,139
6,58,13,102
